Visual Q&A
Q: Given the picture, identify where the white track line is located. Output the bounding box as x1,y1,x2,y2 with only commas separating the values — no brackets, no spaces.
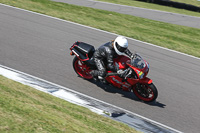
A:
0,3,200,61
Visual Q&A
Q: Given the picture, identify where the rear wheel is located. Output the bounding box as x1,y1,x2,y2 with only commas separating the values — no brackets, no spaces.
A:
73,57,93,79
133,83,158,102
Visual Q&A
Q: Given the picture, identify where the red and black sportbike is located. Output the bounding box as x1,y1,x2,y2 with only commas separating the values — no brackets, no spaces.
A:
70,41,158,102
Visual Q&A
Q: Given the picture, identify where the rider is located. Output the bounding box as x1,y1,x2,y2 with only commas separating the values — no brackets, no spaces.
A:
90,36,136,81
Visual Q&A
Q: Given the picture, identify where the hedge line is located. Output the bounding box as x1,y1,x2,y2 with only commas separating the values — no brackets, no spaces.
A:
137,0,200,12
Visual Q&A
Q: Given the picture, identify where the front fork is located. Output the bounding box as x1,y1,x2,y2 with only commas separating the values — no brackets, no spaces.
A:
129,77,153,91
134,82,152,98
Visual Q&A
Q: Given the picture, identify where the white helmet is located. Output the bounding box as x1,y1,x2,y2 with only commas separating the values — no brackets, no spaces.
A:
113,36,128,55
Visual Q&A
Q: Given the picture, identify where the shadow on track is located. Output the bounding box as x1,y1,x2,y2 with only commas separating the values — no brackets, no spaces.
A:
85,78,166,108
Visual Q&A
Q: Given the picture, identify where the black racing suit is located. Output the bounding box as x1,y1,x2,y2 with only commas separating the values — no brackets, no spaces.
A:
92,41,133,78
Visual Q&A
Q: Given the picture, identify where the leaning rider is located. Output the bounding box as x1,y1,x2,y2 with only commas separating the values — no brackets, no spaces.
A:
90,36,136,82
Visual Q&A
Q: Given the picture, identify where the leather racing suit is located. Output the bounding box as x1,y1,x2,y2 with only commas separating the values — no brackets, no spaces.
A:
92,41,133,78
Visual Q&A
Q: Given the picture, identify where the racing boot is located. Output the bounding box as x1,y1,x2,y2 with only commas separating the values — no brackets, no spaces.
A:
90,71,108,84
98,76,108,84
90,70,98,81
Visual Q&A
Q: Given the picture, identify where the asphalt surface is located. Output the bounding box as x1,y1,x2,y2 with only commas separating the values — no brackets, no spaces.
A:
1,4,200,133
52,0,200,29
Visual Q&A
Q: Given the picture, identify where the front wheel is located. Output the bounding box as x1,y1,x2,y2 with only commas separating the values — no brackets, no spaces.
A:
133,83,158,102
73,57,93,79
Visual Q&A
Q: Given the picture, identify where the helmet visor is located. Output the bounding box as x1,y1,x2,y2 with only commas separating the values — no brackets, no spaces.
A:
116,42,127,52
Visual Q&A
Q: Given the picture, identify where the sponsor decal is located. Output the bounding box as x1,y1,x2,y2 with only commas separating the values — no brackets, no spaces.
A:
136,70,144,79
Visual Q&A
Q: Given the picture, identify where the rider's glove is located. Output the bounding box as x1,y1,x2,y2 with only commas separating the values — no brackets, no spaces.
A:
117,69,124,75
117,69,126,78
131,54,136,59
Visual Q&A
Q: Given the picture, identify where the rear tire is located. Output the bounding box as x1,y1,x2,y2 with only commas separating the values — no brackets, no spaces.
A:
133,83,158,102
73,57,93,80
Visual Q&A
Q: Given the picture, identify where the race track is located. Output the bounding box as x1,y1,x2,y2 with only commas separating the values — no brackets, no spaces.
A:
0,4,200,133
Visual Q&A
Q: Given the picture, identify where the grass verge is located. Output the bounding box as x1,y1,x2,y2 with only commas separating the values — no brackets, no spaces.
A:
0,0,200,58
96,0,200,17
0,75,139,133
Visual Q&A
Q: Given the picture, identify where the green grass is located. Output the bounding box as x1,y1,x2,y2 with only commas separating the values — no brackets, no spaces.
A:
96,0,200,17
0,0,200,58
0,75,139,133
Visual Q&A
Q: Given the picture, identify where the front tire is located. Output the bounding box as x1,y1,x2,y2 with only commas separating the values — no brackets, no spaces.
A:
73,57,93,79
133,83,158,102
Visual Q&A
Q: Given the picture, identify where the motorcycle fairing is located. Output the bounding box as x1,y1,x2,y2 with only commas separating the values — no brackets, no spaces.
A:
113,55,130,70
106,73,131,91
111,55,153,90
127,77,152,85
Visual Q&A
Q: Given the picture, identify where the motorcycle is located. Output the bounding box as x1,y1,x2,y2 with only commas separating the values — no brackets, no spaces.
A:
70,41,158,102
